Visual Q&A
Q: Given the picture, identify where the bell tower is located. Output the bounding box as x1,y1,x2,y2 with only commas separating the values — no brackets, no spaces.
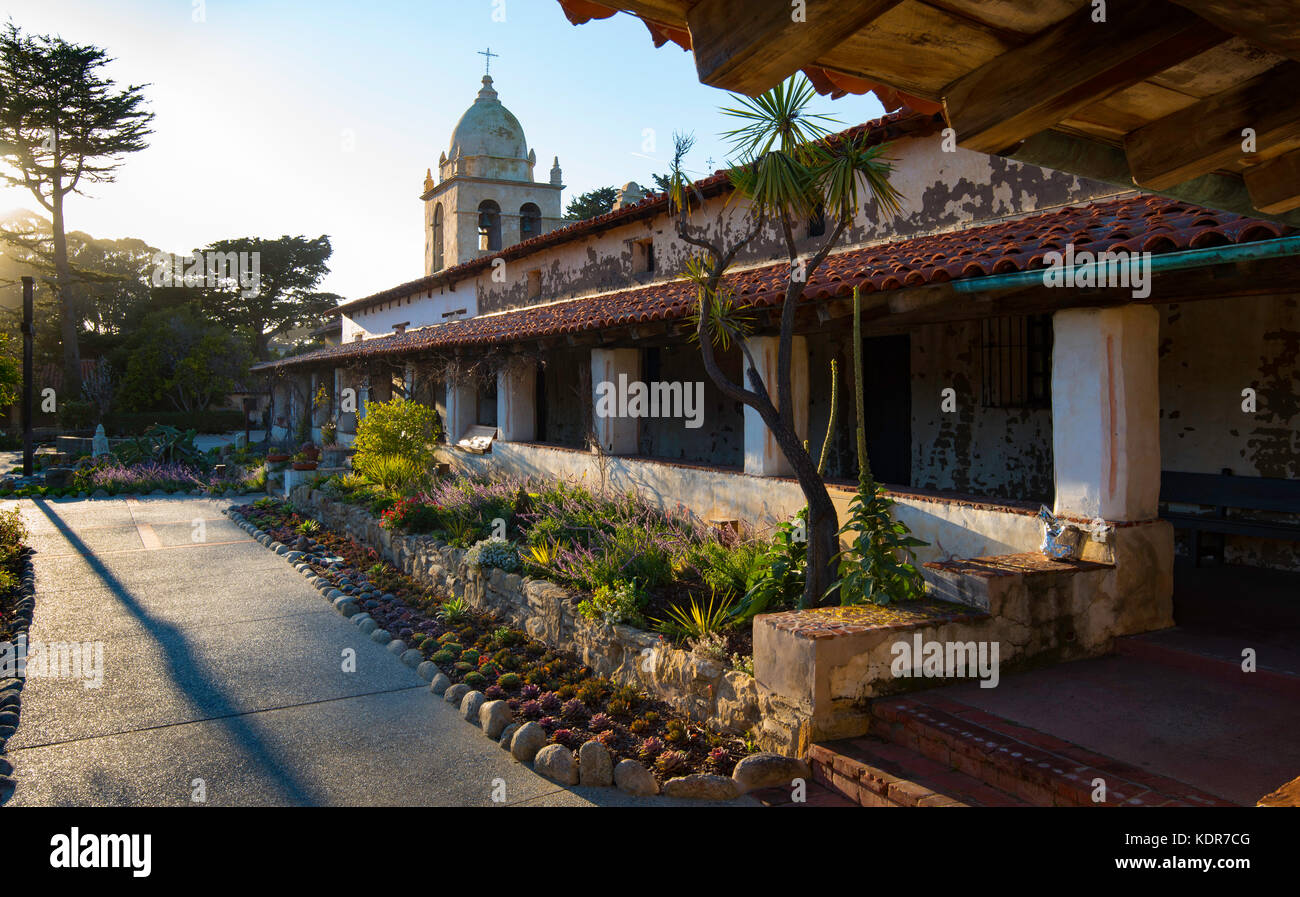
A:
422,61,565,275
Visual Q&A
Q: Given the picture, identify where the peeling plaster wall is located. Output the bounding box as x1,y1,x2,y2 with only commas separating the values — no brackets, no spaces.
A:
344,131,1122,341
1158,294,1300,571
911,320,1054,502
443,133,1122,323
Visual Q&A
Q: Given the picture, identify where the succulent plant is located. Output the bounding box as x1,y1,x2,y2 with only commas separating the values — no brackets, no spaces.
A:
520,683,541,700
596,728,620,749
606,697,633,718
629,718,650,735
497,673,522,691
654,750,691,778
576,679,605,706
551,728,579,749
561,698,589,722
462,672,486,689
430,649,455,665
520,700,542,720
460,648,480,665
484,685,505,700
556,684,577,700
523,668,548,686
454,661,474,673
637,737,663,763
538,716,558,732
538,691,561,714
664,719,688,744
706,746,731,773
588,713,614,733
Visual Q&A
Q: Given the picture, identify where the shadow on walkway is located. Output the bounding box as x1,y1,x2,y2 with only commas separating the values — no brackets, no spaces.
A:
24,498,323,806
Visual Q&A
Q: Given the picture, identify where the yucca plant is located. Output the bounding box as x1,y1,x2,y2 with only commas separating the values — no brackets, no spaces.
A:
523,538,559,571
652,590,735,640
669,75,903,608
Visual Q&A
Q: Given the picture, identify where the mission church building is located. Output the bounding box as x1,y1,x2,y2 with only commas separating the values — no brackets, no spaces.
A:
258,64,1299,744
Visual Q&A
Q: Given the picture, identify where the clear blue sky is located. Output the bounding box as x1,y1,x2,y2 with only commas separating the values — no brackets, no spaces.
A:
0,0,887,300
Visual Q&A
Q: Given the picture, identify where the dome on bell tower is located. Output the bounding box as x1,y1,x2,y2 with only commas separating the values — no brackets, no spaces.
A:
448,75,528,163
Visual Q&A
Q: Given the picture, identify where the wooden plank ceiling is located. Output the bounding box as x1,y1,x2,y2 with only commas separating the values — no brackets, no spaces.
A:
557,0,1300,221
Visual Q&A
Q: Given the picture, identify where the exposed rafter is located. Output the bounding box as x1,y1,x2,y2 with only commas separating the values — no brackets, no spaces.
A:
943,0,1225,155
1124,61,1300,191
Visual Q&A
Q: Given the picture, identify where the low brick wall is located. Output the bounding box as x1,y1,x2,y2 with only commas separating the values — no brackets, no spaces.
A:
289,485,761,735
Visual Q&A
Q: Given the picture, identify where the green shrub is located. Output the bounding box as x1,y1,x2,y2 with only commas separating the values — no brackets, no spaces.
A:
576,580,645,628
353,397,443,475
355,453,425,493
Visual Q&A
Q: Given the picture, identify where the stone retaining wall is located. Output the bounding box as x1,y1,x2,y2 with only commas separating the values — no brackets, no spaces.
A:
289,485,761,735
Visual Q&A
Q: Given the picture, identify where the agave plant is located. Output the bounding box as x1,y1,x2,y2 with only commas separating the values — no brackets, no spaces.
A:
435,597,469,624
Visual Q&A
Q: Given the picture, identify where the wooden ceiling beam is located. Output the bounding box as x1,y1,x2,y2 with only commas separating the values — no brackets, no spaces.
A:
943,0,1226,155
1167,0,1300,61
685,0,901,96
1243,147,1300,214
1124,61,1300,192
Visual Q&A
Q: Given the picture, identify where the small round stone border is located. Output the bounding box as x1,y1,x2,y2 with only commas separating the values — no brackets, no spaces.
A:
0,546,37,804
224,504,811,803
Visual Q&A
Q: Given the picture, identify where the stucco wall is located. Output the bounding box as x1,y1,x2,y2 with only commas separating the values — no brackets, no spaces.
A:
344,281,478,341
1157,293,1300,570
910,319,1053,502
437,440,1043,565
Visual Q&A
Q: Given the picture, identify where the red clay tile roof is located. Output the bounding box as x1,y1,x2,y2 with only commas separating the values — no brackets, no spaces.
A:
255,193,1290,372
329,108,939,318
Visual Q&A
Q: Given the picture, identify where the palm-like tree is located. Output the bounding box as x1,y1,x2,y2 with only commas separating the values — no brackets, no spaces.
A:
670,76,902,608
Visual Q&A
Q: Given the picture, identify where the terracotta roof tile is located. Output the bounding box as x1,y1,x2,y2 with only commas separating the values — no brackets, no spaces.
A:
255,193,1292,372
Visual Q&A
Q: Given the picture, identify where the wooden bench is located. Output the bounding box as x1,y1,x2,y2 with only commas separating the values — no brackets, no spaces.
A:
1159,470,1300,565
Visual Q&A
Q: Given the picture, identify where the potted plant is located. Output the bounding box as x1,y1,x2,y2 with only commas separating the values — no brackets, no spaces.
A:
267,449,291,463
291,452,317,471
300,442,320,462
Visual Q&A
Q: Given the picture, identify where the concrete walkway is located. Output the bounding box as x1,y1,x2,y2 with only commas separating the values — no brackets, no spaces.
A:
4,495,741,806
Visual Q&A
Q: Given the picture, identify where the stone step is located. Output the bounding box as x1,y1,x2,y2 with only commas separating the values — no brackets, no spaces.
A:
748,780,859,807
869,694,1238,807
808,735,1029,807
921,551,1113,615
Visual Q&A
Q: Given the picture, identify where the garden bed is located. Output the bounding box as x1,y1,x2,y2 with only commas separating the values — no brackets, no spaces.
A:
234,496,785,795
291,483,763,734
0,507,34,803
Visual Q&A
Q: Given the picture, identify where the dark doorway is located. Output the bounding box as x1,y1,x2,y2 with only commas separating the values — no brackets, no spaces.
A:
860,334,911,487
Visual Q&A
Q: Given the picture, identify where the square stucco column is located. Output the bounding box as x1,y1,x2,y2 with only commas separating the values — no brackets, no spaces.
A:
444,380,477,444
497,365,536,442
1052,306,1160,521
744,335,808,477
591,348,640,454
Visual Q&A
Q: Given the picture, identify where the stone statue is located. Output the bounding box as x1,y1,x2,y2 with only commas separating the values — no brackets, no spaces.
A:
92,423,110,457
